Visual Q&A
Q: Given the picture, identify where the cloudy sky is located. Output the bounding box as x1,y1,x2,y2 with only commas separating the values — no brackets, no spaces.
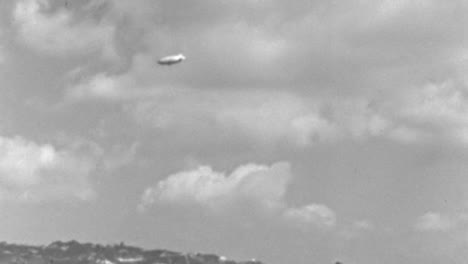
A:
1,0,468,263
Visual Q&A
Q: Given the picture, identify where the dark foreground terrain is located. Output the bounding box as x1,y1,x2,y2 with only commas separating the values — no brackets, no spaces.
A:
0,241,263,264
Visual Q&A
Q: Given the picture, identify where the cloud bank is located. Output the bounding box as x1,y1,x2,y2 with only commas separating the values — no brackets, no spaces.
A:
10,0,468,148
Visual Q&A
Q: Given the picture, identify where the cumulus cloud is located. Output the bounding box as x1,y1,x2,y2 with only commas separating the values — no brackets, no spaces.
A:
13,0,116,58
0,135,97,203
139,161,337,230
139,162,291,212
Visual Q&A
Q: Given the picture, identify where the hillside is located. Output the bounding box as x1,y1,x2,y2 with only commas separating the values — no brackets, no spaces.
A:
0,241,263,264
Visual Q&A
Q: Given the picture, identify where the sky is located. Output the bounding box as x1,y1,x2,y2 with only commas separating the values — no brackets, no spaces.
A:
0,0,468,263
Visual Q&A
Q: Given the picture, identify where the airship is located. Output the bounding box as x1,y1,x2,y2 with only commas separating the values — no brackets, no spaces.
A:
157,53,186,66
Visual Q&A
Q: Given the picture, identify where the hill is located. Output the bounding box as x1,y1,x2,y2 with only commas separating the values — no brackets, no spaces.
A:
0,241,263,264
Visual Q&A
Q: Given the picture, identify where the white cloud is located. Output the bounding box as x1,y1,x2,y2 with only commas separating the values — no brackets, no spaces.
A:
415,212,454,232
138,161,337,230
0,135,97,203
13,0,116,58
138,162,291,212
283,204,336,229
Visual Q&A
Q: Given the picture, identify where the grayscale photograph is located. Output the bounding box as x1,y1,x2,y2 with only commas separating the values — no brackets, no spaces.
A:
0,0,466,264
